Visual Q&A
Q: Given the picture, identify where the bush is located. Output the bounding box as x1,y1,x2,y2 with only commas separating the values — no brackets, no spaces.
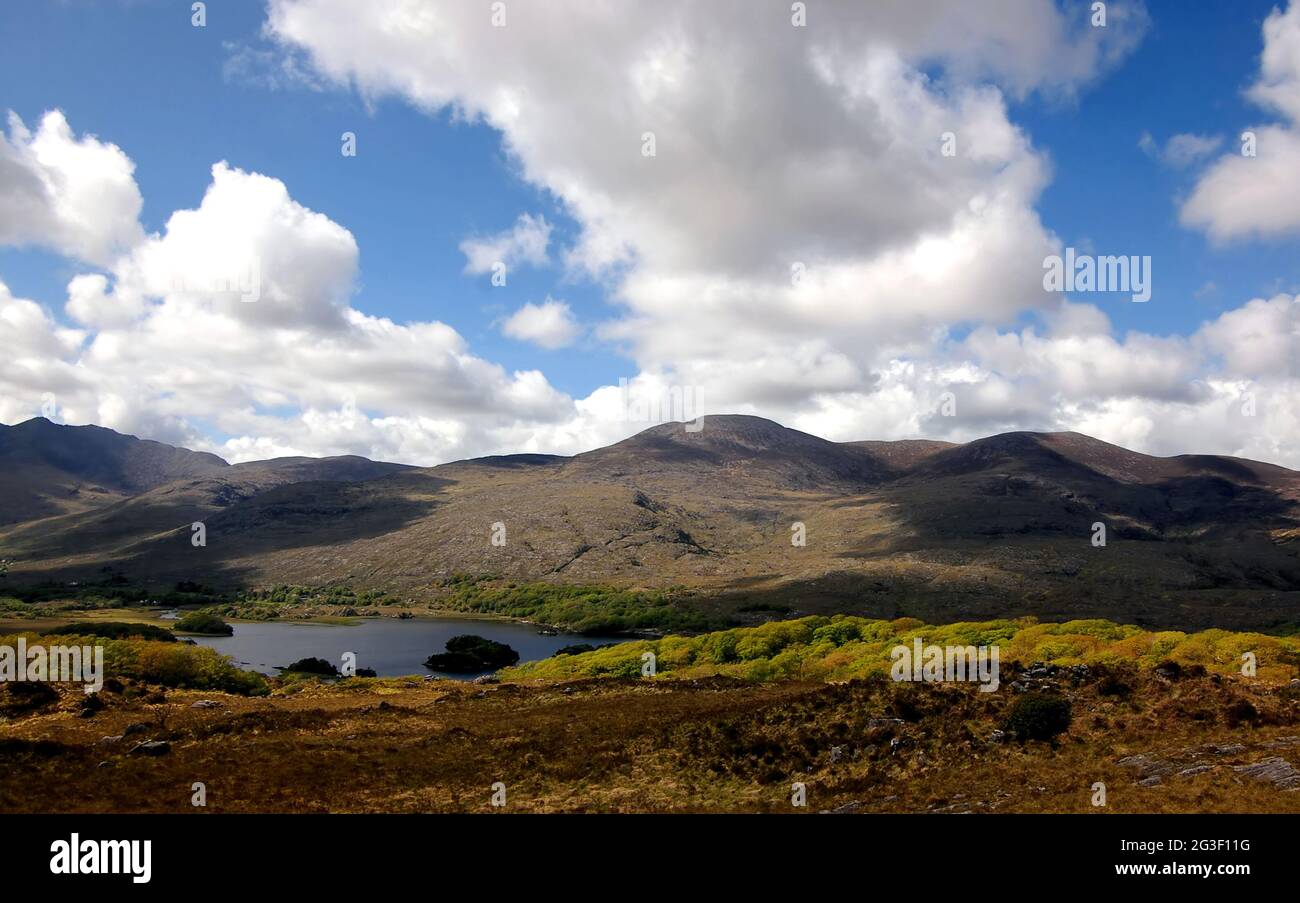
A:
425,635,519,672
47,622,176,642
554,644,597,657
174,612,233,635
119,643,268,694
1004,692,1072,742
0,681,60,714
1224,699,1259,728
283,657,339,676
1096,664,1135,698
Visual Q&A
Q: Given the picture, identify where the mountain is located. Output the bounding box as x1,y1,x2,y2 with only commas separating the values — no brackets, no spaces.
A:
1,415,1298,630
0,418,228,526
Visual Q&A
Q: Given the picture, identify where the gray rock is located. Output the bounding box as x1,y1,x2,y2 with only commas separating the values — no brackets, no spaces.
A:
866,717,904,729
190,700,220,709
820,801,866,814
472,675,499,685
129,740,170,756
1178,764,1214,777
1117,754,1176,780
1138,775,1163,787
1232,757,1300,790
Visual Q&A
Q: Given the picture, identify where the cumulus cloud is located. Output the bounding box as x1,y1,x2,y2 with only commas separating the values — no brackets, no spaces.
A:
501,298,582,349
459,213,551,275
11,2,1300,471
262,0,1164,443
0,110,144,265
1182,1,1300,241
0,123,579,464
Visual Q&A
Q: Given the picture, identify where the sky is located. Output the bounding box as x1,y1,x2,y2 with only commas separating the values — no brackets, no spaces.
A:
1,0,1299,467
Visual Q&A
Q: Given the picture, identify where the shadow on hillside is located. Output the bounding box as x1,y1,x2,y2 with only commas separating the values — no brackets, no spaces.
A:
15,474,459,591
847,462,1298,553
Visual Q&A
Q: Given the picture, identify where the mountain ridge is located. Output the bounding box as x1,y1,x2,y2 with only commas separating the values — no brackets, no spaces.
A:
2,415,1298,631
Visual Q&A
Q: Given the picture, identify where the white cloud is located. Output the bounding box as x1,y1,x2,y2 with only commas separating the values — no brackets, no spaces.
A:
0,127,581,465
1139,130,1224,167
263,0,1105,450
1249,0,1300,123
0,110,144,265
1182,1,1300,240
1197,292,1300,378
16,4,1300,473
501,298,581,349
221,40,325,92
459,212,551,275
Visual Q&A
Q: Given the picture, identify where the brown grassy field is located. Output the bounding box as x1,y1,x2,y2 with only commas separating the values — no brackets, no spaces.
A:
3,664,1299,814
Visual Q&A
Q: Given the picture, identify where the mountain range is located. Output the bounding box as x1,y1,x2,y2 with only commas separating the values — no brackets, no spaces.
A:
2,414,1298,630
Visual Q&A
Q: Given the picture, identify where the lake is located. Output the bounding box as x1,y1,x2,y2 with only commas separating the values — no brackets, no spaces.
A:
187,617,625,680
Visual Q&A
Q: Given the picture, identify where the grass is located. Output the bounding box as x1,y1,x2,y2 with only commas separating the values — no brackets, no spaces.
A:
1,666,1297,813
2,614,1298,815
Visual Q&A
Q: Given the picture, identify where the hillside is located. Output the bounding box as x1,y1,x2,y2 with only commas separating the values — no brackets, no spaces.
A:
2,614,1299,814
1,415,1298,630
0,418,228,525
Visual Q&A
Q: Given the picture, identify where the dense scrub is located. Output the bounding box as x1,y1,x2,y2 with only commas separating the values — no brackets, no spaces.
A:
435,577,721,634
0,631,268,695
505,615,1300,682
45,621,176,642
173,611,233,635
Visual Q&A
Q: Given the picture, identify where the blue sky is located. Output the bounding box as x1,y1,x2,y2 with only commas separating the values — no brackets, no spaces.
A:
1021,0,1300,332
2,0,1299,466
0,0,623,399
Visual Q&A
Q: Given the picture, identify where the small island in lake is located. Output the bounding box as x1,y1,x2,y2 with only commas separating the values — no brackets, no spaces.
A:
424,634,520,673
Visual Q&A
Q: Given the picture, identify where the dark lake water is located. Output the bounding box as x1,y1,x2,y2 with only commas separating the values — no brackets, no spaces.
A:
189,617,625,680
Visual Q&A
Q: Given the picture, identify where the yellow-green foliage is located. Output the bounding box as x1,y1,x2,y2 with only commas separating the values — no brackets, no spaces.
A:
0,631,269,695
503,615,1300,684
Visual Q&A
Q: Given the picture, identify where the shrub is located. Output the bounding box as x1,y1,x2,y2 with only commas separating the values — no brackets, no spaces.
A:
0,681,59,714
1096,663,1136,698
283,657,339,676
1224,699,1259,728
115,642,269,695
554,644,597,657
174,612,233,635
1004,693,1072,742
425,635,519,672
47,622,175,642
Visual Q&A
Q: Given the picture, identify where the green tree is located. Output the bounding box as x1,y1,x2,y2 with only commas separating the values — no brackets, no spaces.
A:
174,611,234,636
